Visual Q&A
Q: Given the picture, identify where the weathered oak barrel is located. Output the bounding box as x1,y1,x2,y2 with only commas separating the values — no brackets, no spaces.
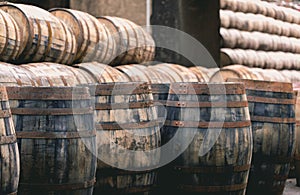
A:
228,79,295,195
151,84,170,126
159,82,253,195
97,16,155,65
0,3,77,65
189,66,214,82
50,8,115,64
0,9,22,62
0,86,20,195
7,86,97,195
92,82,160,194
293,83,300,186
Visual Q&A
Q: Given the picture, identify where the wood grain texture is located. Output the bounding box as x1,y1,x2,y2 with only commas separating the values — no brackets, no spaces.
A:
159,82,252,195
0,86,20,194
92,82,160,194
0,3,76,64
228,79,295,195
7,86,97,195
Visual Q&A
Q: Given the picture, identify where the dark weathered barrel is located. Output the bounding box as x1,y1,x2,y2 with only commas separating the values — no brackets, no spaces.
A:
0,3,77,64
98,16,155,65
50,8,115,64
0,9,22,62
151,84,170,123
0,86,20,194
228,79,295,195
92,82,160,194
159,82,253,195
7,86,97,195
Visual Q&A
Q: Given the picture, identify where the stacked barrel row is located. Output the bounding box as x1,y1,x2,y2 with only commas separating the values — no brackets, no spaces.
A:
220,0,300,69
0,3,155,65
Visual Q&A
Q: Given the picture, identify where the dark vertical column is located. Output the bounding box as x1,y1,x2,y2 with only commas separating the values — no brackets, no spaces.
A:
151,0,220,68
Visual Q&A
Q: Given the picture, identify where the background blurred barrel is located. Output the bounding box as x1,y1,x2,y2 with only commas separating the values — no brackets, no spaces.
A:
98,16,155,65
0,3,77,64
50,8,115,64
7,86,97,195
228,79,295,195
189,66,214,82
92,82,160,194
159,82,252,194
0,86,20,195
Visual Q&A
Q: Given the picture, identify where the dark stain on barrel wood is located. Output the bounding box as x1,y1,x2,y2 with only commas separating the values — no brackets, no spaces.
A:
7,86,97,195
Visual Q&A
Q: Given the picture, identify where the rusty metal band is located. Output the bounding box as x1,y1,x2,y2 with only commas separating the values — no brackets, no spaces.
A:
0,89,8,101
0,110,11,118
227,78,293,93
296,120,300,126
95,84,150,95
11,107,93,115
153,100,168,107
178,183,247,192
95,101,153,110
166,101,248,108
247,96,295,105
251,116,295,124
150,84,170,93
6,87,90,100
174,164,250,174
96,120,161,130
169,87,245,95
19,178,96,191
164,120,251,128
0,134,17,145
16,130,96,139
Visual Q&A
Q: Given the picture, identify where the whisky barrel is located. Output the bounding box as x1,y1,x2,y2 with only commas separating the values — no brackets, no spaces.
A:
0,9,22,62
92,82,160,194
189,66,213,82
116,64,173,83
210,65,265,82
227,79,295,195
293,83,300,186
98,16,155,65
149,64,199,82
50,8,115,64
0,62,36,86
7,86,97,195
151,83,170,125
21,62,97,86
75,62,130,83
0,3,76,65
0,86,20,195
159,82,252,195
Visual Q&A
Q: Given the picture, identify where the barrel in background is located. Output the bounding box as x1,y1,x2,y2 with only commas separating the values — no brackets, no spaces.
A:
0,86,20,195
7,86,97,195
228,78,296,195
91,82,160,194
159,82,253,195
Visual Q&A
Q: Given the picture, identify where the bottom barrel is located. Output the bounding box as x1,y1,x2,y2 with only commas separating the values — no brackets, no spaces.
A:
0,86,20,194
7,86,97,195
159,82,253,195
92,82,161,194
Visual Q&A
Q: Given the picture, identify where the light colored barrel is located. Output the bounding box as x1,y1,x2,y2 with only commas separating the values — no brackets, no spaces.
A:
92,82,160,194
7,86,97,195
0,9,22,62
0,3,77,64
98,16,155,65
189,66,212,82
50,8,115,64
0,86,20,195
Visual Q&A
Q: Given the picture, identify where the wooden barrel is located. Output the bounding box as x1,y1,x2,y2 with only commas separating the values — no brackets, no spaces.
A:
227,79,295,195
7,86,97,195
92,82,160,194
98,16,155,65
0,86,20,194
293,83,300,186
159,82,252,195
0,3,77,64
149,64,199,82
189,66,213,82
209,65,265,82
0,62,37,86
75,62,130,83
116,64,174,83
0,9,22,62
151,83,170,124
50,8,115,64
